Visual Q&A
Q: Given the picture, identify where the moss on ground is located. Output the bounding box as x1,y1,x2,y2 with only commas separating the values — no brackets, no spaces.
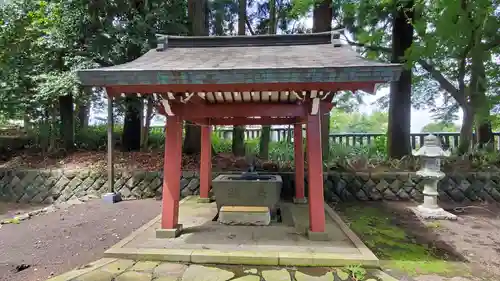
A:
337,204,469,277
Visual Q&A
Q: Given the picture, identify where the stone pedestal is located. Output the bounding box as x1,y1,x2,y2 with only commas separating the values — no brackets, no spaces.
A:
102,192,122,204
218,206,271,226
409,170,456,220
410,205,457,220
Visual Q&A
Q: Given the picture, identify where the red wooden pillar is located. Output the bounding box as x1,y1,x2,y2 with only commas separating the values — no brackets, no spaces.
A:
306,112,326,237
293,124,306,204
158,115,183,238
199,123,212,203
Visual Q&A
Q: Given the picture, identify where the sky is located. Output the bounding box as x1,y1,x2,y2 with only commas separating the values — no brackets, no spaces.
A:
357,88,462,132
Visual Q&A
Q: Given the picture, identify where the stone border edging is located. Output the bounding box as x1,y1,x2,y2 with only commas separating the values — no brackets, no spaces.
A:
324,203,378,263
46,258,118,281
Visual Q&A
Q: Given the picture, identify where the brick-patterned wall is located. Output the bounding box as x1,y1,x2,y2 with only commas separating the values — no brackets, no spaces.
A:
1,169,499,204
323,172,500,203
0,169,201,204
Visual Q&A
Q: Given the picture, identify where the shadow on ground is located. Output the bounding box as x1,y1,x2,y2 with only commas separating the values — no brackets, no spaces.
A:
334,201,475,278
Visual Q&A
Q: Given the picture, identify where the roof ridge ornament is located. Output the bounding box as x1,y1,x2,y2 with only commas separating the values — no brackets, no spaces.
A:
153,32,337,49
331,30,342,47
156,34,167,51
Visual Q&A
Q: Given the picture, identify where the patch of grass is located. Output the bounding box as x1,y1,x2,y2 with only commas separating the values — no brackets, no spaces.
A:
344,264,367,280
337,204,468,276
425,221,441,229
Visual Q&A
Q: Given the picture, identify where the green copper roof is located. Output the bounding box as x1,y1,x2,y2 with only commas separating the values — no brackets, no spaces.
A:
76,32,402,87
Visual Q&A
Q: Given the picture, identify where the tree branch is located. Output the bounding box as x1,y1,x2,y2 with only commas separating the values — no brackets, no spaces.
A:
245,18,255,35
483,34,500,51
342,35,467,106
417,60,466,105
74,51,114,67
342,36,391,53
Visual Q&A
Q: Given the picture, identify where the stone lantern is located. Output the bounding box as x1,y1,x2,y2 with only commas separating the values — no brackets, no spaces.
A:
411,134,456,220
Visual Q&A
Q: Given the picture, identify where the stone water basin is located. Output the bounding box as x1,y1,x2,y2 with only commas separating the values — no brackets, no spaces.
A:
211,174,283,212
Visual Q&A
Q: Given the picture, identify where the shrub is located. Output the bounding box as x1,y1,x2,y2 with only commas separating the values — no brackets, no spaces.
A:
269,141,294,162
245,138,259,155
148,128,165,149
75,125,121,150
373,134,388,155
211,133,231,154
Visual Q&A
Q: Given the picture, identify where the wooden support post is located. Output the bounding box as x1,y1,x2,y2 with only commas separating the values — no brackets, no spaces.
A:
293,123,306,204
198,122,212,203
107,95,114,193
157,116,183,238
306,111,327,240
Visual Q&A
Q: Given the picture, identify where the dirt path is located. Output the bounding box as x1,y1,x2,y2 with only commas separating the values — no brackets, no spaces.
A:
0,199,161,281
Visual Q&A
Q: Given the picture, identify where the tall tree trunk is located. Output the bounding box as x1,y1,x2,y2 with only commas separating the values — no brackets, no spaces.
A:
259,127,271,160
470,47,492,149
23,111,32,132
459,105,474,154
59,94,75,151
141,96,154,151
232,0,247,157
122,96,142,151
49,105,58,153
214,0,224,36
76,103,89,131
184,0,209,154
387,0,413,159
259,0,277,159
76,86,92,132
312,0,332,161
40,108,50,153
268,0,277,34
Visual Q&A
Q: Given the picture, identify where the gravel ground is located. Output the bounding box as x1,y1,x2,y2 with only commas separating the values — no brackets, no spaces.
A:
0,199,161,281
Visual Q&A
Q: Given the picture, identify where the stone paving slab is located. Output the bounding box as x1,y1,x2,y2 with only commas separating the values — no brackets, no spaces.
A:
47,259,400,281
104,196,378,267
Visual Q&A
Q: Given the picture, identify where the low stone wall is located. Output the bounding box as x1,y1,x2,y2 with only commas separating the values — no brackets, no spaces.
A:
323,172,500,203
0,169,200,204
1,169,499,204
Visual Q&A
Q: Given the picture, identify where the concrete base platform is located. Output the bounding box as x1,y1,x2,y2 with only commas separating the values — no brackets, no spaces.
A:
197,197,212,203
293,197,308,204
156,224,183,238
307,230,330,241
104,196,379,267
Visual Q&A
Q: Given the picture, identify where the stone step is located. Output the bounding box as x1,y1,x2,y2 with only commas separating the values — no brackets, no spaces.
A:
220,206,269,213
218,206,271,226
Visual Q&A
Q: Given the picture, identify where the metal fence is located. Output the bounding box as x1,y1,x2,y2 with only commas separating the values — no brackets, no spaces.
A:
149,126,500,150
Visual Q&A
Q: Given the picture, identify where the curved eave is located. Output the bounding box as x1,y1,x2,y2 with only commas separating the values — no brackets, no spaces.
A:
76,65,402,88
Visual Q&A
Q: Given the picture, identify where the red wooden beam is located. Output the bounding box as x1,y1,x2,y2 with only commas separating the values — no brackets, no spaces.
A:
293,124,306,202
171,102,309,118
199,123,212,201
190,117,302,126
169,101,334,118
106,81,379,94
